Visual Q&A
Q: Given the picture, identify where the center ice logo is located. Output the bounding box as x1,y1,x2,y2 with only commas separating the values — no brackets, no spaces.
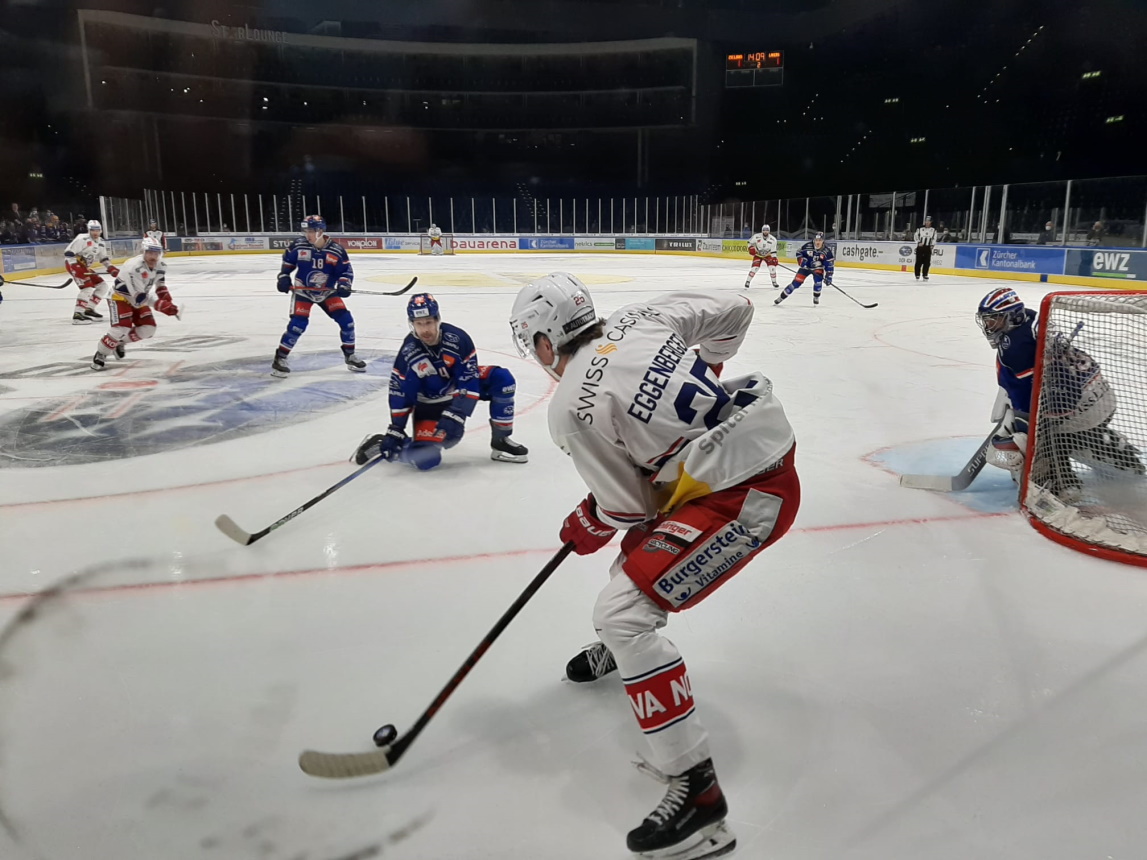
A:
0,350,395,467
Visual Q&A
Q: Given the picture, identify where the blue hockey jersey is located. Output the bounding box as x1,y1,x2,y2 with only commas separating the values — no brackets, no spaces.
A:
281,238,353,303
996,308,1038,413
389,322,481,429
796,241,835,275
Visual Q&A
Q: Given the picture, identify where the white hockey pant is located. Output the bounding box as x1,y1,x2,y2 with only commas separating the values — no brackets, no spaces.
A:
593,565,709,777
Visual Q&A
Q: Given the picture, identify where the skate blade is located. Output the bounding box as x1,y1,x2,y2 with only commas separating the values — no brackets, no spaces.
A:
490,450,529,463
639,822,736,859
270,369,289,378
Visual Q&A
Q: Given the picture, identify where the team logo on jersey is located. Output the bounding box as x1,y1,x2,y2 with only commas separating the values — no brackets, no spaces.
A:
595,343,618,355
0,348,396,469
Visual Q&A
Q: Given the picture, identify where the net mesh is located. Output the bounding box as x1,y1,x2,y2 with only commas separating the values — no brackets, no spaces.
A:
1023,291,1147,562
419,234,454,254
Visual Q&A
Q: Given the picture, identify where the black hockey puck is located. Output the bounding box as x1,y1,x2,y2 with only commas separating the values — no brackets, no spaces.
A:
373,723,398,747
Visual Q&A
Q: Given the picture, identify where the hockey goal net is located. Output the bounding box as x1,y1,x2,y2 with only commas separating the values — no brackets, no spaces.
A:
419,234,454,255
1021,291,1147,566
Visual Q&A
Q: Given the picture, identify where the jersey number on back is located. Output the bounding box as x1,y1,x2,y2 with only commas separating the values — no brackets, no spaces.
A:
674,357,731,431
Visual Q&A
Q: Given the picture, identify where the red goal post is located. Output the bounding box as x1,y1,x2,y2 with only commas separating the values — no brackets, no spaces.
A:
1020,290,1147,567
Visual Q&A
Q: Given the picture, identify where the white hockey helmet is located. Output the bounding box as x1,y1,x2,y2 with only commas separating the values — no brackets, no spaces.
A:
141,236,164,255
762,224,771,233
87,220,102,233
510,272,598,380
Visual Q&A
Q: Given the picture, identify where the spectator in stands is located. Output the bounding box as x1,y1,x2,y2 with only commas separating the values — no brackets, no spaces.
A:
1037,221,1055,245
903,225,914,241
0,220,16,244
937,222,953,243
9,203,22,222
1086,220,1106,246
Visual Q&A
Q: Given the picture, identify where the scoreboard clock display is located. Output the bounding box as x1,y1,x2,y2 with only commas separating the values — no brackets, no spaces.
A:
725,51,783,87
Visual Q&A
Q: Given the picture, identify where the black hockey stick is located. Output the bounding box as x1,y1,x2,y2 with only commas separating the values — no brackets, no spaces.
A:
3,277,73,289
900,418,1004,492
298,543,575,779
215,456,386,546
777,262,877,309
351,276,418,298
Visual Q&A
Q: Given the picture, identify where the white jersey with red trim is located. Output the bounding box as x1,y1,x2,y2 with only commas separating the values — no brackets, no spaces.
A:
748,232,777,258
427,226,443,241
144,229,166,249
64,232,111,268
548,291,795,530
111,253,169,308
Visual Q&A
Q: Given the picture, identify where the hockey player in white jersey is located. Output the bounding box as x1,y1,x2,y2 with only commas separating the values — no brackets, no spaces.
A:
90,237,180,370
64,220,119,325
427,223,445,256
510,273,801,860
744,223,779,288
144,219,167,250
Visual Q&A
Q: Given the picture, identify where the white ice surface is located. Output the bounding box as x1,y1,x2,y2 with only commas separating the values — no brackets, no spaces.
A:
1,254,1145,860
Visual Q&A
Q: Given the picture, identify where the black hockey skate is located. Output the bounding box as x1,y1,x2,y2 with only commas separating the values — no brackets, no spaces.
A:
90,351,106,371
72,311,93,325
565,641,617,682
114,343,126,360
344,352,367,372
773,292,788,306
627,758,736,859
271,355,290,378
813,294,820,305
84,306,103,320
490,435,529,463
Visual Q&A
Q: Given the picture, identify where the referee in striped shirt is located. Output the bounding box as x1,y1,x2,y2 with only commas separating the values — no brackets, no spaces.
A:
914,215,937,281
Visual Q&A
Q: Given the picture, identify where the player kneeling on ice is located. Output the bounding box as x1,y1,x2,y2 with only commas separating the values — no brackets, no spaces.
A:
744,223,779,289
510,273,800,860
90,237,179,370
774,231,834,306
352,292,527,469
977,288,1143,502
270,215,366,377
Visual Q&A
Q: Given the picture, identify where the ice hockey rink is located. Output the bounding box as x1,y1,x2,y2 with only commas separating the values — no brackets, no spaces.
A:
1,251,1145,860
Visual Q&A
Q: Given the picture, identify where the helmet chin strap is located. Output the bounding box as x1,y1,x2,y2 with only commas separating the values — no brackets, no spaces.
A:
543,357,562,381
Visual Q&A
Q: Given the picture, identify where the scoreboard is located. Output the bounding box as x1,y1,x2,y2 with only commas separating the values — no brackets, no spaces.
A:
725,51,783,88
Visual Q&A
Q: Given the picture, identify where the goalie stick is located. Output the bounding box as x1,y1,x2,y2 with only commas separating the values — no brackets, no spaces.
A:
899,418,1005,492
297,543,574,779
3,277,73,289
350,276,418,298
215,456,385,546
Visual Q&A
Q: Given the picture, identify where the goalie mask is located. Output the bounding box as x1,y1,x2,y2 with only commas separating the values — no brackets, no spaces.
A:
976,288,1026,347
509,272,598,381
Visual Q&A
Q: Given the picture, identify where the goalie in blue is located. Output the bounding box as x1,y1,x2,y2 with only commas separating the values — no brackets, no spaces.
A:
774,232,835,306
352,293,529,469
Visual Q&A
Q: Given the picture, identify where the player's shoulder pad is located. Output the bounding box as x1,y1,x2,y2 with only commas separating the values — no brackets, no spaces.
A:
398,334,425,359
288,238,310,250
323,240,349,257
439,322,473,349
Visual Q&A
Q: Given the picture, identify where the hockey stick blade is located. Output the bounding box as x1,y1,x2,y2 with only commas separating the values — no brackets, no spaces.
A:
352,276,418,298
830,283,878,309
5,277,72,289
899,419,1004,493
214,514,255,545
299,747,394,779
215,457,385,547
297,544,574,780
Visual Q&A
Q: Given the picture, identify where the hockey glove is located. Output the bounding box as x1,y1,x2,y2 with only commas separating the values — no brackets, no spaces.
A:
155,298,180,317
435,410,466,448
334,278,353,298
353,426,409,464
105,264,120,277
276,272,293,293
560,495,617,556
